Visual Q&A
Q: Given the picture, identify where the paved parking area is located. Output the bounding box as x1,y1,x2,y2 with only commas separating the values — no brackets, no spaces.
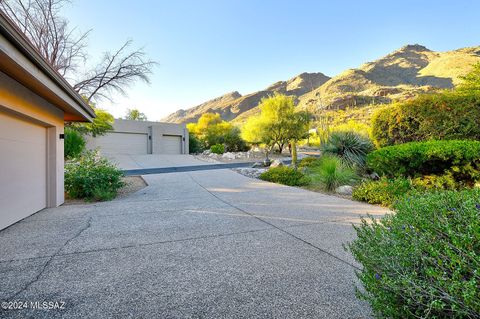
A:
0,169,387,318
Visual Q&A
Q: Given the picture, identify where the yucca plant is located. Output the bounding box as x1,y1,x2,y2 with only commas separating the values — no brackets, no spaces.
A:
321,131,374,167
308,155,359,191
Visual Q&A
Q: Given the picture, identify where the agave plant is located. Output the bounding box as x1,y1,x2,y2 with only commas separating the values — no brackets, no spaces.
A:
320,131,374,167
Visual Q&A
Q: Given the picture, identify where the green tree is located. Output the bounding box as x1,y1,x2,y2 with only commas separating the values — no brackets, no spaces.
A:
241,93,310,160
286,111,310,166
125,108,148,121
71,108,114,137
187,113,247,151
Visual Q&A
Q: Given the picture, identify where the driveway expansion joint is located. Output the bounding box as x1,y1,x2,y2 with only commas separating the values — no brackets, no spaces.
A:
5,217,92,300
187,173,362,271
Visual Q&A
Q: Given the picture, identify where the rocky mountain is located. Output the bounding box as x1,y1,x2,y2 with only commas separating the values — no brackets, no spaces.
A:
161,72,330,123
162,45,480,124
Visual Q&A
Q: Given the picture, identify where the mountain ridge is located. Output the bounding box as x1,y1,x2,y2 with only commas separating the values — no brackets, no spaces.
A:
162,44,480,124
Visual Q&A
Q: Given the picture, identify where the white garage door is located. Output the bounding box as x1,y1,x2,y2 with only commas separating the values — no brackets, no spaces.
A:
94,132,148,155
0,112,47,230
163,135,182,154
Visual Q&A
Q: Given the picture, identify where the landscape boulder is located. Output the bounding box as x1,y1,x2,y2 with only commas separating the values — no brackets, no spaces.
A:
270,159,284,168
335,185,354,196
369,172,380,180
222,152,236,160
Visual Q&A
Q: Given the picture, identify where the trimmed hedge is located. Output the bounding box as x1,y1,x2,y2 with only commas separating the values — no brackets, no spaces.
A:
349,189,480,318
367,140,480,186
259,166,310,186
371,91,480,147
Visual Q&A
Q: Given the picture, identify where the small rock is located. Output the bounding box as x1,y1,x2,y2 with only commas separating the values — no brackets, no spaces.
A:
270,159,284,168
263,159,272,167
335,185,353,195
369,172,380,180
222,152,236,160
232,167,266,179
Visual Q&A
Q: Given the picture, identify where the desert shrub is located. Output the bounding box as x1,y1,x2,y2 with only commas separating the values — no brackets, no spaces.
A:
367,140,480,186
308,155,359,191
65,150,124,201
189,134,205,154
64,127,85,159
411,173,459,191
352,177,413,207
210,144,225,154
298,157,320,169
371,91,480,147
321,131,374,167
349,189,480,318
259,166,310,186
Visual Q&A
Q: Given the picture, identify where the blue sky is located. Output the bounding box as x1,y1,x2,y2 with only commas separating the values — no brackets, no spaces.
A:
63,0,480,120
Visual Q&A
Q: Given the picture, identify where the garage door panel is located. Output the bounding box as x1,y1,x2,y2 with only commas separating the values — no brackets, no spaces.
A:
163,135,182,154
0,112,46,230
94,132,148,155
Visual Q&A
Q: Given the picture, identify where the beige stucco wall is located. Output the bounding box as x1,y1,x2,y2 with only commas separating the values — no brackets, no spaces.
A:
86,119,189,154
0,71,65,208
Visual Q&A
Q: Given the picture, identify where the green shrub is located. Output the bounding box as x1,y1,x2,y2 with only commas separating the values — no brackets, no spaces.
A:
349,189,480,318
352,177,413,207
367,140,480,186
210,144,225,154
298,157,320,169
371,91,480,147
412,173,459,191
308,155,359,191
65,150,124,201
64,127,85,159
321,131,374,167
259,166,310,186
189,134,205,154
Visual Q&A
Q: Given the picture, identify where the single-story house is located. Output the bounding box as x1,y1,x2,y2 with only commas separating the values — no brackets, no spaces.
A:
0,12,95,230
86,119,189,155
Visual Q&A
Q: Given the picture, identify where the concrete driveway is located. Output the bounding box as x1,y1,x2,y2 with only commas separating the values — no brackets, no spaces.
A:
0,169,387,318
104,154,211,170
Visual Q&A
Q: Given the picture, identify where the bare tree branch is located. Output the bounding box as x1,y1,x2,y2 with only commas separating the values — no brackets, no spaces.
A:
1,0,89,77
1,0,157,102
73,40,156,103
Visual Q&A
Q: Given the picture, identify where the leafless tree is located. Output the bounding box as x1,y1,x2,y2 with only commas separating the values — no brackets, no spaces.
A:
0,0,156,103
0,0,89,77
73,40,155,102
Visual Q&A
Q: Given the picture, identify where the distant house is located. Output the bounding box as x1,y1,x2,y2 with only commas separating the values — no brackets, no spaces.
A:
0,12,95,230
86,119,189,155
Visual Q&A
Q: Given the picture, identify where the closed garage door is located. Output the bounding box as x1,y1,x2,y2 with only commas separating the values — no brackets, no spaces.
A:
94,132,148,155
163,135,182,154
0,112,46,230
